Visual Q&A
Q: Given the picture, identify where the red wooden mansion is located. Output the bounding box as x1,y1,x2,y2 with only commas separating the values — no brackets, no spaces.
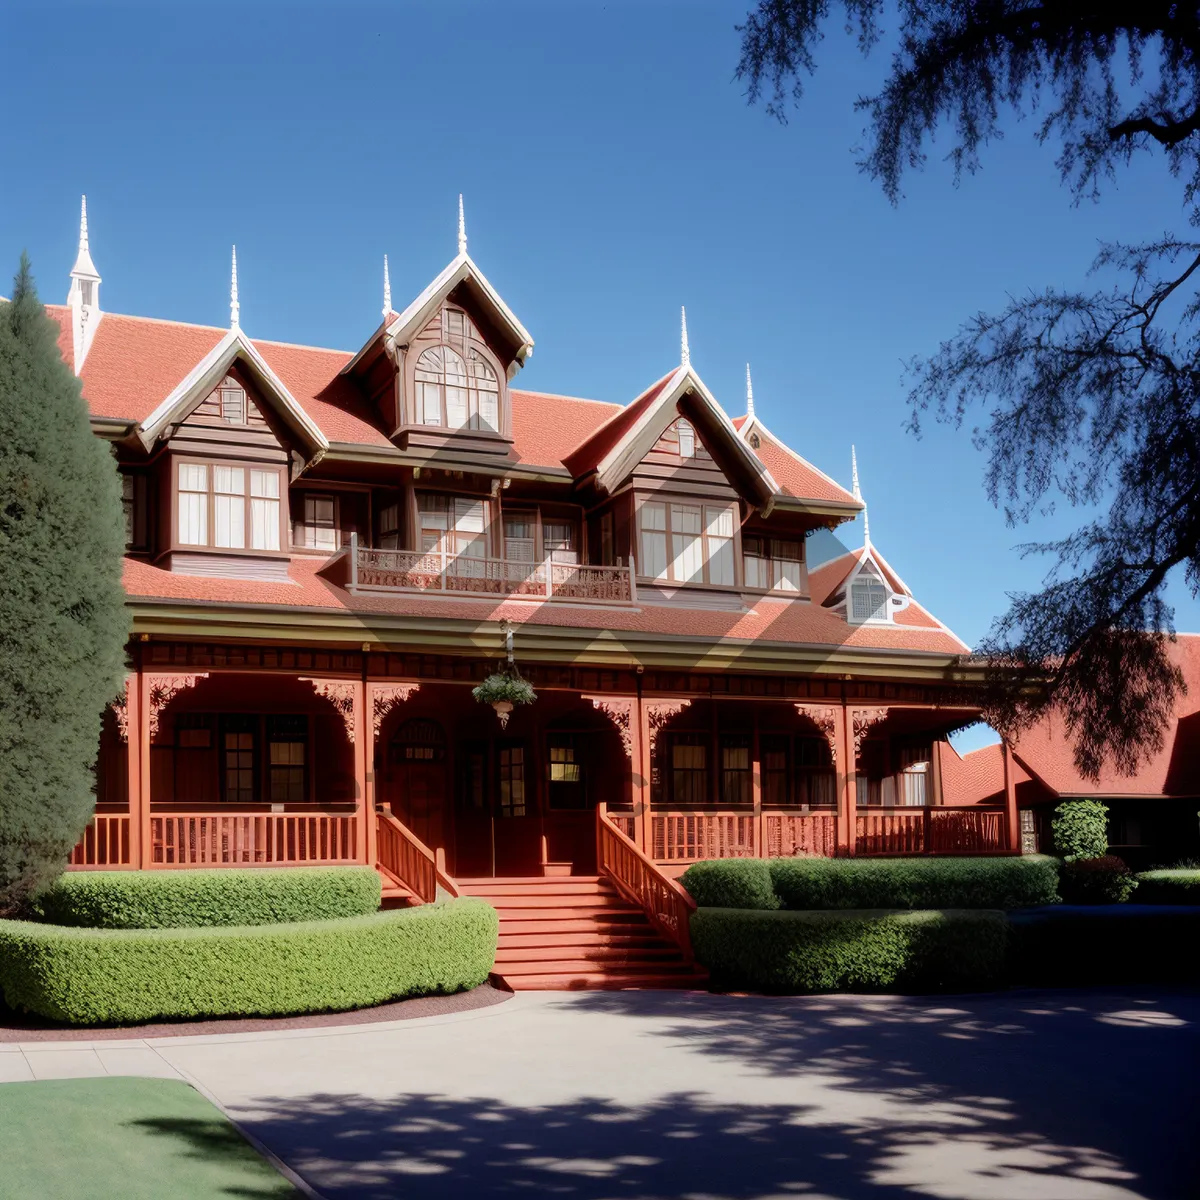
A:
48,197,1022,986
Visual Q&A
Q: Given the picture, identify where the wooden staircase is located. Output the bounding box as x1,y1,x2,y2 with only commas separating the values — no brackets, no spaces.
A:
456,876,708,991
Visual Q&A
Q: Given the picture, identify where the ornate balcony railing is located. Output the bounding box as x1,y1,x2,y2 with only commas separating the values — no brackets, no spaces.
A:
350,536,635,605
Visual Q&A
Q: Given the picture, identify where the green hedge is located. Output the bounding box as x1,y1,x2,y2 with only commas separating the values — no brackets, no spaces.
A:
691,908,1009,993
1009,906,1200,986
31,867,381,929
682,856,1059,910
679,860,779,910
1051,799,1109,859
1135,869,1200,904
0,898,498,1025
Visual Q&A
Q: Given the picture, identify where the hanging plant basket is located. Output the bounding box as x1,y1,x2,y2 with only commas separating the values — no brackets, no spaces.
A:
472,668,537,729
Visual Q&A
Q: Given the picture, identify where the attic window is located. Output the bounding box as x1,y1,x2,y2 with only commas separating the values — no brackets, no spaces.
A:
219,384,246,424
678,420,696,459
749,432,761,449
850,577,889,623
414,346,500,432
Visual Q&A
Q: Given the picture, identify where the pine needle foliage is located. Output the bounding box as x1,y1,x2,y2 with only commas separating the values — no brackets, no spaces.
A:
736,3,1200,777
0,255,127,913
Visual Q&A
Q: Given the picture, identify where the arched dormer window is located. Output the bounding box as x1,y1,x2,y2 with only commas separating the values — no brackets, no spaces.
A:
411,308,504,434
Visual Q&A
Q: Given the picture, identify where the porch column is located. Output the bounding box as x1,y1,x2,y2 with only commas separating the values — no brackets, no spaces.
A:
137,669,152,868
121,672,142,868
634,697,652,855
354,678,370,866
1002,739,1020,853
839,705,856,857
642,700,691,861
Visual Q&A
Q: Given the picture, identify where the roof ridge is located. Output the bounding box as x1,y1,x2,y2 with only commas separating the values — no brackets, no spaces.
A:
69,308,229,334
252,336,354,356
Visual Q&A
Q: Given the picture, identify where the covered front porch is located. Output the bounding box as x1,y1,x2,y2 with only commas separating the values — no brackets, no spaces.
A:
73,664,1017,887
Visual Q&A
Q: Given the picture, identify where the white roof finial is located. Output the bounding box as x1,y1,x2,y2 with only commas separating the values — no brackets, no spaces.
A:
851,445,870,549
680,306,690,368
457,194,467,256
745,363,755,419
230,246,240,330
70,194,99,281
382,254,392,318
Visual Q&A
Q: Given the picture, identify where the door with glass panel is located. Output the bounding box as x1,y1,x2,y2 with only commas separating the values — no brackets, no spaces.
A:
453,739,540,876
418,493,488,587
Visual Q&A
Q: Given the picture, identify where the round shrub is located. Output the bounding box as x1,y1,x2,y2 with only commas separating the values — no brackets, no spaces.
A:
1058,855,1138,904
690,907,1009,993
1051,799,1109,859
767,855,1060,910
0,897,498,1025
31,867,382,929
679,860,778,910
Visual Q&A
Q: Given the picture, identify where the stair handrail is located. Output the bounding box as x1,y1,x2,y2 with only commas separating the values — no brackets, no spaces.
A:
376,806,460,902
596,802,696,962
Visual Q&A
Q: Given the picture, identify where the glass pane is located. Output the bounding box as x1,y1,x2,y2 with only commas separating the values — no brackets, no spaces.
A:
179,491,207,546
775,559,802,592
251,498,280,550
214,465,243,495
706,507,734,538
179,463,207,492
641,501,666,532
213,493,245,549
677,420,695,458
250,470,279,499
708,538,734,586
641,530,667,579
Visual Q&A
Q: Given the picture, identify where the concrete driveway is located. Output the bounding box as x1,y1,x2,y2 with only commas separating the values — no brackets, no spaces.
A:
2,987,1196,1200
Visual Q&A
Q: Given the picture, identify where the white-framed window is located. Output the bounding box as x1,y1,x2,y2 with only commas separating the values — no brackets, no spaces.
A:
639,499,739,586
677,419,696,458
850,575,890,622
219,383,246,424
176,460,282,552
413,342,502,432
743,536,803,592
178,463,208,546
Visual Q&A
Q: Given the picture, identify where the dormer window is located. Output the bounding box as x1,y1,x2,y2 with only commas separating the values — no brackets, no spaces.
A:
678,420,696,458
414,346,500,432
850,574,889,622
219,383,246,424
176,461,283,552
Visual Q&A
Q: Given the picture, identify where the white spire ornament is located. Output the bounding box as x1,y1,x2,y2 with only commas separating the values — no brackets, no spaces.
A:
851,445,870,549
67,194,103,373
229,246,240,329
680,306,690,368
745,363,755,419
457,194,467,256
382,254,392,318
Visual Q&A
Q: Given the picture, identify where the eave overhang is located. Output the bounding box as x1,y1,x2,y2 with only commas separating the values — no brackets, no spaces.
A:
126,595,982,682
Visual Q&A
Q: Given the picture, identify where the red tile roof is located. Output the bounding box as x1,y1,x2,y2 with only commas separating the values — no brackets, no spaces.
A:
561,371,677,478
122,555,970,656
509,389,621,471
939,636,1200,802
741,420,859,505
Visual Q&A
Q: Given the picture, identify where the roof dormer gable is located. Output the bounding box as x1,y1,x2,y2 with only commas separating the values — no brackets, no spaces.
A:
564,365,779,511
134,327,328,465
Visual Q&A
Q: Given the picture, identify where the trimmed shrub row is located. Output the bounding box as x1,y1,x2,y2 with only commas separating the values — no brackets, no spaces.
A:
691,908,1009,993
1058,856,1138,904
31,867,381,929
680,856,1060,911
1135,869,1200,905
0,898,498,1025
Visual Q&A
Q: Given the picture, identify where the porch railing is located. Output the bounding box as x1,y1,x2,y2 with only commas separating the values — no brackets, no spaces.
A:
856,806,1007,856
597,803,696,962
376,807,460,903
651,809,840,862
68,813,133,868
353,539,635,605
150,812,358,867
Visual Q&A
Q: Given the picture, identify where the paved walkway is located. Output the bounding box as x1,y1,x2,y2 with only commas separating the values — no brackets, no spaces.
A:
2,987,1196,1200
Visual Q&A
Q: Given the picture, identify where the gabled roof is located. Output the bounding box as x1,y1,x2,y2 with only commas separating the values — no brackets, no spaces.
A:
343,252,534,377
135,325,329,459
734,416,862,512
564,366,779,508
809,546,909,606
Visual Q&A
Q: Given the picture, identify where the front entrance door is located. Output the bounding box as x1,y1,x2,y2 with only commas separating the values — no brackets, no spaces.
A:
452,740,541,877
382,719,447,855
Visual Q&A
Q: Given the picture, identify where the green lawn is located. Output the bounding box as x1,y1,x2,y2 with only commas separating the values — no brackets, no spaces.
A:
0,1076,301,1199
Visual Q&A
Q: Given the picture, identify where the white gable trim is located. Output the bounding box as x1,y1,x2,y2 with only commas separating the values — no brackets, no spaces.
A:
343,253,534,377
838,551,911,625
136,328,329,458
594,367,780,505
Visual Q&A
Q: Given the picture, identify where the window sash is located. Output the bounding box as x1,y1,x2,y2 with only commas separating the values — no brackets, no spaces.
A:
640,499,739,586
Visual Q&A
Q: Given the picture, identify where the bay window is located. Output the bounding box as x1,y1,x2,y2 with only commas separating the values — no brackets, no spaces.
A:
638,499,738,586
176,460,283,552
743,536,803,592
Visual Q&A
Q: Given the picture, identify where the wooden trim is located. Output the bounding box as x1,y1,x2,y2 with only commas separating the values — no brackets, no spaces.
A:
138,668,152,867
840,704,856,856
125,672,143,868
1002,739,1020,853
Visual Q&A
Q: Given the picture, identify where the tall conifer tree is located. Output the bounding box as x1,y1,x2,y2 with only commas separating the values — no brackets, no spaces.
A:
0,255,126,911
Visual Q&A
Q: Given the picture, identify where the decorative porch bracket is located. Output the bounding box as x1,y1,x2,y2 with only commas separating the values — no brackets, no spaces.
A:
302,678,358,742
112,686,130,743
794,703,839,764
644,699,691,756
146,674,209,741
851,706,890,759
370,683,420,739
585,696,634,758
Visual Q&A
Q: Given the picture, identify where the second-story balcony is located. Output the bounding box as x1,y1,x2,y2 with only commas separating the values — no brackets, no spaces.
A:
346,534,637,605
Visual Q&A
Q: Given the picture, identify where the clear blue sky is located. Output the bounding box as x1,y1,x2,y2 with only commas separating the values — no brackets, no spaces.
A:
1,2,1191,750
